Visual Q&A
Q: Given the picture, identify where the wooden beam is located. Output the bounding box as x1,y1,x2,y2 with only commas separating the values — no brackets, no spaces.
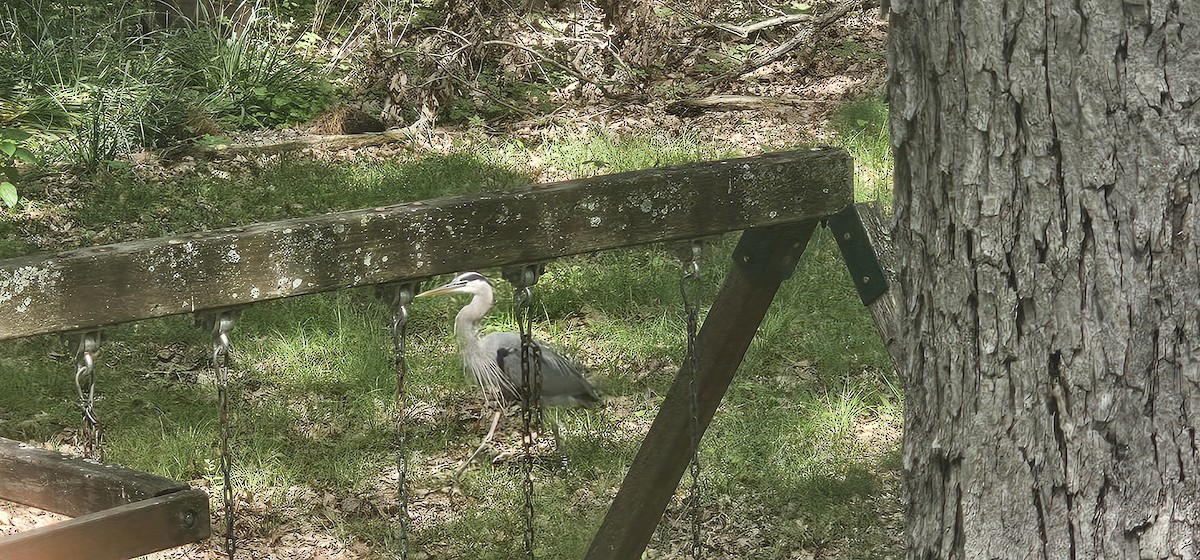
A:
585,221,818,560
0,149,851,340
850,202,905,368
0,437,211,559
0,437,188,517
0,489,210,560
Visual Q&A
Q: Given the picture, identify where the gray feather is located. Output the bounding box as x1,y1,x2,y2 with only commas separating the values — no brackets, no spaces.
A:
481,331,602,407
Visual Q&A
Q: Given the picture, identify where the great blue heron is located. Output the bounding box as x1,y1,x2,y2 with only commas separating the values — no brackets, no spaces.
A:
416,271,601,476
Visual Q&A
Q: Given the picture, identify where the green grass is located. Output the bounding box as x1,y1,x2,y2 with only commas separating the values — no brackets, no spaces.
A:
0,123,900,558
0,152,533,259
0,0,336,170
833,96,893,208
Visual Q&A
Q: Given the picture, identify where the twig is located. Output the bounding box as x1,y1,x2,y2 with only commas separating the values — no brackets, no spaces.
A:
702,13,812,38
189,131,413,158
665,94,828,116
423,25,621,98
423,25,472,45
702,1,860,90
482,39,618,98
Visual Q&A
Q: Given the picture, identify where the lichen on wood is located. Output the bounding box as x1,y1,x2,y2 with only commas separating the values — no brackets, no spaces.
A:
0,149,852,340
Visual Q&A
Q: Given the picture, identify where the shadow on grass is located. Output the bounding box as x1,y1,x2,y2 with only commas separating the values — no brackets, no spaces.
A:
0,277,898,558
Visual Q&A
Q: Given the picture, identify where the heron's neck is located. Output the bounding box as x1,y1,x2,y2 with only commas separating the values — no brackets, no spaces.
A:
454,289,493,349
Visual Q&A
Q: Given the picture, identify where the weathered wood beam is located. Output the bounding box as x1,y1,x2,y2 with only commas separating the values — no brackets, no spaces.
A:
849,202,904,368
0,437,190,517
0,489,210,560
0,149,851,340
585,221,818,560
0,437,210,559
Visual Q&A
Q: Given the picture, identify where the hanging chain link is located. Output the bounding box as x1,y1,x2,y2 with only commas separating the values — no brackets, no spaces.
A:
386,282,420,560
73,331,103,461
208,310,238,559
507,265,543,560
680,242,704,559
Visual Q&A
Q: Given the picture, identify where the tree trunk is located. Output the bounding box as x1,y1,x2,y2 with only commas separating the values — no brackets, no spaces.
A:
889,0,1200,558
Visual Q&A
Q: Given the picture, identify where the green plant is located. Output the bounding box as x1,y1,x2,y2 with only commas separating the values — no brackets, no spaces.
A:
172,9,336,128
833,97,892,205
0,128,35,208
0,1,190,165
0,0,339,167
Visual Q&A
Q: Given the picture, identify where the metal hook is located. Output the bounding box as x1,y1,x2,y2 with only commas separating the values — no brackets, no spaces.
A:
504,263,544,290
73,331,101,403
676,240,705,279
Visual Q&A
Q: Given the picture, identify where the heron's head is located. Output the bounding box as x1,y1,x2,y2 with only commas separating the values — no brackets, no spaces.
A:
416,271,493,298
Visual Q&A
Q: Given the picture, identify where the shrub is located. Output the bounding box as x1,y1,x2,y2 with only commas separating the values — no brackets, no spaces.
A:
170,10,336,128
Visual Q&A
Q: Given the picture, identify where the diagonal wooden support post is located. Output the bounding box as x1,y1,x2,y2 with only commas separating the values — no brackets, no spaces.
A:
585,220,819,560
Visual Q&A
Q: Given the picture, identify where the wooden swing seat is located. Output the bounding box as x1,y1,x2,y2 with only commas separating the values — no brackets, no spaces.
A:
0,437,210,559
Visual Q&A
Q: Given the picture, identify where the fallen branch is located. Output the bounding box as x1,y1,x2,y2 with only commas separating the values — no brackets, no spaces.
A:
701,13,811,38
666,94,826,116
702,1,860,90
191,131,413,158
482,40,619,99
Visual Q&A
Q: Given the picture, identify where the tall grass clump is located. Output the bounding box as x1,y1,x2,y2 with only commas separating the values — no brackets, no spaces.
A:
0,0,335,169
169,6,334,129
0,1,171,167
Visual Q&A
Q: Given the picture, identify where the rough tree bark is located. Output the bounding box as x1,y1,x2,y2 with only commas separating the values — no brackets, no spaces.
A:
889,0,1200,558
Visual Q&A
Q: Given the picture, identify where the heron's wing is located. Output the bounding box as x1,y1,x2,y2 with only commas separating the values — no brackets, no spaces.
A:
462,346,515,405
533,342,603,406
482,331,602,407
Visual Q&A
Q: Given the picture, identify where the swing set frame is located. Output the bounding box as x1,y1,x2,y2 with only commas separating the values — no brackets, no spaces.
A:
0,148,882,559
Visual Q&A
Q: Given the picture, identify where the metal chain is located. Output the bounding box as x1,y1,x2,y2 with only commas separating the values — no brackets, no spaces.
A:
508,265,543,560
680,242,704,559
386,282,420,560
73,332,103,461
209,311,238,559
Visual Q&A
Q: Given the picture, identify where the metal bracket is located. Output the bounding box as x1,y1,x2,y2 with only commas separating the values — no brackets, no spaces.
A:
193,306,247,337
731,222,818,282
376,280,424,309
503,263,546,289
827,205,888,306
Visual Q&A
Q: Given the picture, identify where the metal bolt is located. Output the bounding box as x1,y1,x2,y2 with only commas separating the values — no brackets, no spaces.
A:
182,510,195,528
862,276,872,284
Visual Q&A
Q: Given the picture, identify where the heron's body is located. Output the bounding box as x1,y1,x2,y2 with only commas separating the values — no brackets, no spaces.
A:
423,272,601,408
479,331,601,406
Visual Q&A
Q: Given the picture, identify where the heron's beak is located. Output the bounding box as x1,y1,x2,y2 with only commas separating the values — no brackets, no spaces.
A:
415,281,464,298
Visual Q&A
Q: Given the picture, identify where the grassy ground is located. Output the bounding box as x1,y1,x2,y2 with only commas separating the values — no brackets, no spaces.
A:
0,100,898,559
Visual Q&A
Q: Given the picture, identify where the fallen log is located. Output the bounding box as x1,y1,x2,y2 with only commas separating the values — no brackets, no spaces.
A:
666,94,826,116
